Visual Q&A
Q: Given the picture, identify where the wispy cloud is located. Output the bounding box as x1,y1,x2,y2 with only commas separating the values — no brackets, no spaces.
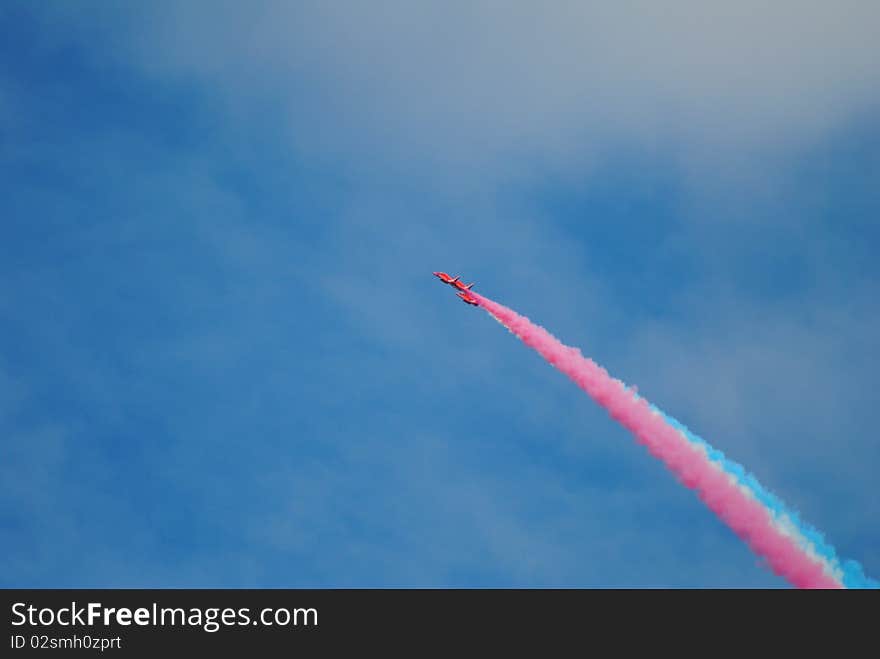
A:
88,2,878,175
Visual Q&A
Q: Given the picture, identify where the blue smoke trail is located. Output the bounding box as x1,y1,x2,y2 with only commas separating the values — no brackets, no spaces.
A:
645,400,878,588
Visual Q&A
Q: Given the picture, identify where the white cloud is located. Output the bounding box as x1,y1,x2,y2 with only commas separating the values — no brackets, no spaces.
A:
101,1,880,177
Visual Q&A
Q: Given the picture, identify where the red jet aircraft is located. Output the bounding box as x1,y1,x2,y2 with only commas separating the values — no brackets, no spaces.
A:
433,271,475,292
456,291,479,306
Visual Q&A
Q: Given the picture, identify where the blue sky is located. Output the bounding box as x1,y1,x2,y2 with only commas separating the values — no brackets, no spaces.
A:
2,2,878,587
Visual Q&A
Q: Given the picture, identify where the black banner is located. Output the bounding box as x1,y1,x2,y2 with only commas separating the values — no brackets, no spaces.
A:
1,589,864,653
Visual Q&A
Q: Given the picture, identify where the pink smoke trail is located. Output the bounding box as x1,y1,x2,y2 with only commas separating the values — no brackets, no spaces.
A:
471,292,842,588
